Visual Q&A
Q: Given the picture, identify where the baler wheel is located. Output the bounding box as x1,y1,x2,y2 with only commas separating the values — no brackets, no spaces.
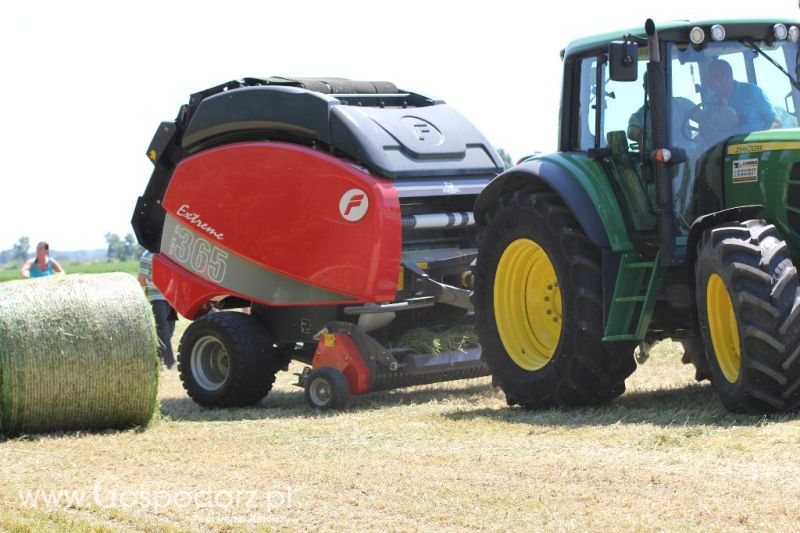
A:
178,311,281,408
304,367,349,410
696,220,800,413
474,190,637,407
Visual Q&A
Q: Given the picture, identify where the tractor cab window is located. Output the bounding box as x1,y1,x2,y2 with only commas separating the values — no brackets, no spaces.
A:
576,54,649,152
670,42,799,149
575,50,656,231
577,56,599,151
668,39,800,231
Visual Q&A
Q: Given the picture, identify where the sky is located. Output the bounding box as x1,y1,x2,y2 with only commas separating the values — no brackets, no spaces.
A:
2,0,799,251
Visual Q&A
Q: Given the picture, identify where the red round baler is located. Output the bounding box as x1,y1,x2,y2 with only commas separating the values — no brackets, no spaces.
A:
132,77,503,409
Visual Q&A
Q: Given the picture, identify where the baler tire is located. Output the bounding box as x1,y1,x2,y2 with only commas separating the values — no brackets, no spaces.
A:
178,311,280,408
474,190,637,408
304,367,349,410
696,220,800,413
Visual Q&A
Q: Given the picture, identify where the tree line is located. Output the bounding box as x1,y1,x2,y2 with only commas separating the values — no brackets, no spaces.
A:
103,233,143,261
2,233,143,264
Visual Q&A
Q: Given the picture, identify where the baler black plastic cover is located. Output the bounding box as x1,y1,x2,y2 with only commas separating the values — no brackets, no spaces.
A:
133,77,504,252
181,77,504,179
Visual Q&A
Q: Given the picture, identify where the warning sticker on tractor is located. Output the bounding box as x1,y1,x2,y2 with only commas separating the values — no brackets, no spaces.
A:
732,159,759,184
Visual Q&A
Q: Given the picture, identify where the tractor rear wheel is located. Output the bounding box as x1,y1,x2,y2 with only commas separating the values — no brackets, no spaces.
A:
178,311,281,408
696,220,800,413
474,190,637,407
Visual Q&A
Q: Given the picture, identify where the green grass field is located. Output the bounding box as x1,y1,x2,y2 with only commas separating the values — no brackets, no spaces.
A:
0,260,138,282
1,336,798,531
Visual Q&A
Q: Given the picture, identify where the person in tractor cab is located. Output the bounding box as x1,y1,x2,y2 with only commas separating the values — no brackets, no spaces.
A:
626,72,696,151
627,97,697,151
702,58,780,134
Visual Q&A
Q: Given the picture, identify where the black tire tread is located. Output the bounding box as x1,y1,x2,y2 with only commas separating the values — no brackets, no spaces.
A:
304,367,349,410
696,219,800,413
178,312,281,408
474,190,636,408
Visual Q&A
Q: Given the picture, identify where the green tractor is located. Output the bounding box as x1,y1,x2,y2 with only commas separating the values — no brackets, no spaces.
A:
473,19,800,413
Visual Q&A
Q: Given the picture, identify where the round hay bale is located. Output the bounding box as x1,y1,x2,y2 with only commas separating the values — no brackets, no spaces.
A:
0,273,159,435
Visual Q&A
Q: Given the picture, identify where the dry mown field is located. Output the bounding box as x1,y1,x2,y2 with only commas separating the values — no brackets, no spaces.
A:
1,335,799,532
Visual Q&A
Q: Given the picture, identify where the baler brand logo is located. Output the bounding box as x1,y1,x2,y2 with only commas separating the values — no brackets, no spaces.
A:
413,122,431,141
176,204,224,240
442,182,460,194
401,116,444,147
339,189,369,222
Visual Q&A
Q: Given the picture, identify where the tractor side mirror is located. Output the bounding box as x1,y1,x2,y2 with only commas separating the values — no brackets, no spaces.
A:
609,41,638,82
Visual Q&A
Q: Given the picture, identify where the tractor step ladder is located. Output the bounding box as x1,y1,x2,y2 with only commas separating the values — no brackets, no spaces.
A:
603,252,666,342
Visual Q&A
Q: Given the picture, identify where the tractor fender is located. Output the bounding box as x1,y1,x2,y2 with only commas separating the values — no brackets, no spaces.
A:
686,205,764,286
474,159,610,248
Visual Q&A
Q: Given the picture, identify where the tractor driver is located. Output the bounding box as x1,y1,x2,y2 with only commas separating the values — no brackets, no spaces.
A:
702,58,780,134
627,97,696,151
626,72,696,151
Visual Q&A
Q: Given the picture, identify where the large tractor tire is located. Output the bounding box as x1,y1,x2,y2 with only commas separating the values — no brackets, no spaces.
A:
178,311,282,408
474,191,637,407
695,220,800,413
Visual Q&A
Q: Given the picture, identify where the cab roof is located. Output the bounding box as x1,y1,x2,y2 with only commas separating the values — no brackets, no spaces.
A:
562,19,800,59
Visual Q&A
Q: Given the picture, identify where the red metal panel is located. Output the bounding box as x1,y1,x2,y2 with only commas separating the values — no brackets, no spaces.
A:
153,254,230,319
311,333,372,394
162,142,401,303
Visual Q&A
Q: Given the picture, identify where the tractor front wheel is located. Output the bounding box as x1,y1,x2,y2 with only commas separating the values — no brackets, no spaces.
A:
696,220,800,413
474,191,637,408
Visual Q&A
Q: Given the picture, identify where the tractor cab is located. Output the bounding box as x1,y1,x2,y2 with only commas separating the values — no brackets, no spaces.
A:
578,21,800,239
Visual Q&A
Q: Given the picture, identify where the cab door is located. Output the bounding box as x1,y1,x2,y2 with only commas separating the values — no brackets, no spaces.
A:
572,51,657,233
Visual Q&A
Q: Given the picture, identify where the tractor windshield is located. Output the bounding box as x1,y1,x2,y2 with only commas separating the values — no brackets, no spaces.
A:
670,39,799,145
668,38,800,229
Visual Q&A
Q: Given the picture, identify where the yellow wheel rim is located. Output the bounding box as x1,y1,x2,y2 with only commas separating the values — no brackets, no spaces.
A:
706,273,741,383
494,238,562,371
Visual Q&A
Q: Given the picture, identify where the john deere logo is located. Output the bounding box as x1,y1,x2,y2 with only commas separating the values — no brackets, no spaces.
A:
401,116,444,146
339,189,369,222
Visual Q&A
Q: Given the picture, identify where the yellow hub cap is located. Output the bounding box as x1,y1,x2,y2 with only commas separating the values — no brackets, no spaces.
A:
706,273,741,383
494,238,563,371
